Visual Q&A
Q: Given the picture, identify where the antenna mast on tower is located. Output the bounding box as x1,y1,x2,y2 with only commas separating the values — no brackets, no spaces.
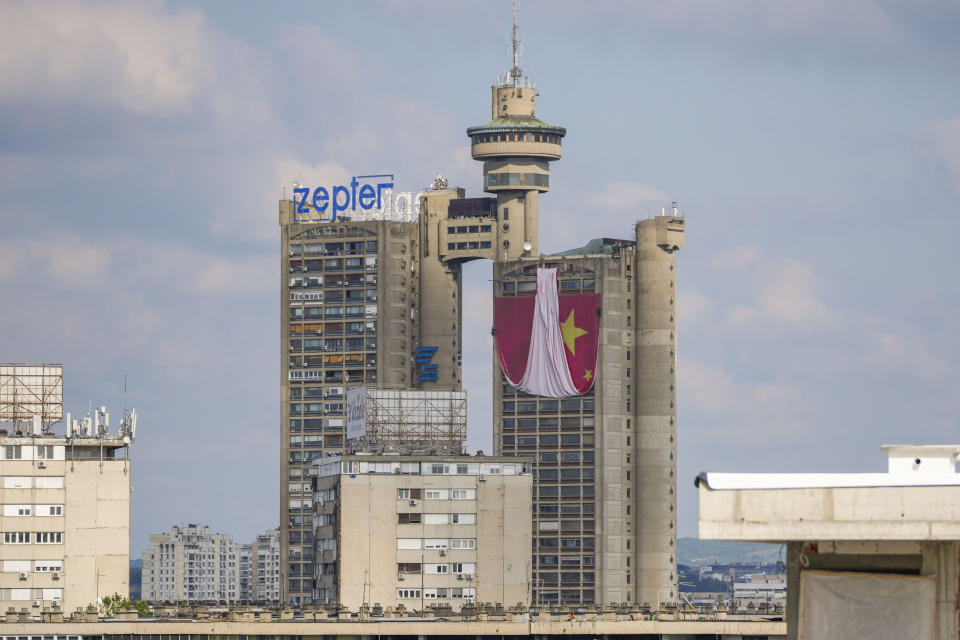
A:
510,0,523,87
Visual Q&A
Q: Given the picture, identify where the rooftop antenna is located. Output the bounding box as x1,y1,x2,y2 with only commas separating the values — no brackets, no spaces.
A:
509,0,523,88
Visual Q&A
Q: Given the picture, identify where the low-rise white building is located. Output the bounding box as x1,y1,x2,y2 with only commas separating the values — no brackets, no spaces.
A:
313,454,533,610
698,444,960,640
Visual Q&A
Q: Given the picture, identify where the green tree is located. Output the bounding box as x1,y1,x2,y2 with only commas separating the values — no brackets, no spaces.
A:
98,593,150,618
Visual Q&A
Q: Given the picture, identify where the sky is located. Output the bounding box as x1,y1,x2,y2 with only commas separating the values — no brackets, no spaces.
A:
1,0,959,553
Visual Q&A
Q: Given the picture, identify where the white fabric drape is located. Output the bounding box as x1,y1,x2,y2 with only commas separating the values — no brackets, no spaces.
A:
517,268,580,398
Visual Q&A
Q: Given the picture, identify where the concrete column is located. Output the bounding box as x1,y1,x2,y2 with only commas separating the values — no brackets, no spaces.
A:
633,217,681,607
523,190,539,254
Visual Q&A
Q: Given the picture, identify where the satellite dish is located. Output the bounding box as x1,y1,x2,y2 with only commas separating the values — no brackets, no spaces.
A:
522,241,532,253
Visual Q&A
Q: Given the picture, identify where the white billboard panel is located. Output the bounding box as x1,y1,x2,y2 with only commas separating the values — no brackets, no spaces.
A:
346,386,367,440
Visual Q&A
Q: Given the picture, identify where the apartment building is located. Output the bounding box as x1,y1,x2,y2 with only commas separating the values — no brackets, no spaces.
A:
0,434,131,613
238,529,279,604
312,455,532,610
141,525,238,604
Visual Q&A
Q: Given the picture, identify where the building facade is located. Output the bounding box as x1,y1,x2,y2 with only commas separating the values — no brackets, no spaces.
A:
140,525,238,604
0,434,131,613
238,529,280,604
312,455,532,610
278,26,684,607
491,219,683,607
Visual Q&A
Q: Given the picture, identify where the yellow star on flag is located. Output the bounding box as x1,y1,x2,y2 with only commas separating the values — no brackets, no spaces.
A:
560,309,588,356
583,368,593,382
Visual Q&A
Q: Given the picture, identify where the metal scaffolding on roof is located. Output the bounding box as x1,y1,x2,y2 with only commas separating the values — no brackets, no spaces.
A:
0,363,63,434
361,389,466,454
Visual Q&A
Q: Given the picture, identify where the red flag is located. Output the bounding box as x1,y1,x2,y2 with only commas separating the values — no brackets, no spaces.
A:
557,293,601,394
493,268,600,397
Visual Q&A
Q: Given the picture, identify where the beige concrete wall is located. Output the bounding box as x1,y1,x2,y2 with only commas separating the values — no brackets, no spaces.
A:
0,449,129,614
417,189,465,392
699,484,960,541
328,464,531,610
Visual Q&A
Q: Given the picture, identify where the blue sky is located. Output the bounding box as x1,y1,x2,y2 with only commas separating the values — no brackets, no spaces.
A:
1,0,958,552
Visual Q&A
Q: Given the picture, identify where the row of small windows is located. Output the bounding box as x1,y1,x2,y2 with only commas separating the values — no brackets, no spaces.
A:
287,256,376,272
447,241,493,251
502,278,594,295
289,353,376,367
537,538,595,549
3,532,62,544
503,398,594,412
448,224,492,234
289,241,377,255
287,370,376,383
3,445,59,460
474,132,561,144
288,273,377,288
397,538,476,550
537,468,595,481
485,173,550,188
397,513,476,525
504,434,589,446
290,304,377,319
291,338,377,351
2,505,62,516
397,488,475,500
289,320,377,335
503,422,597,436
537,503,595,515
398,587,475,599
537,486,596,498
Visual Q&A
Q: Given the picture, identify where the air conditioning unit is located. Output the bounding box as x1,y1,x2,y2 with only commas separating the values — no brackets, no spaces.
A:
397,574,405,581
52,572,60,580
457,574,464,580
479,476,486,482
439,550,446,557
409,499,417,506
32,601,40,608
37,461,46,469
19,572,27,580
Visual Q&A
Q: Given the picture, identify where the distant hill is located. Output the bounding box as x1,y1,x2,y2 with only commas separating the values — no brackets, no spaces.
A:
678,537,784,565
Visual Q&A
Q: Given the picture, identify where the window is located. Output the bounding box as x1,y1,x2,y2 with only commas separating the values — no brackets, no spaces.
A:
424,513,448,525
3,445,22,460
397,562,421,573
397,589,421,599
397,488,422,500
430,464,449,475
4,532,30,544
451,513,475,524
456,464,469,475
451,489,474,500
450,538,476,549
424,539,448,549
398,513,421,524
425,489,447,500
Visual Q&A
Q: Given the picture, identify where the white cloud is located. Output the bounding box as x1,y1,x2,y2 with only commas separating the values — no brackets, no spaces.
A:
868,325,955,380
0,1,264,118
710,248,840,333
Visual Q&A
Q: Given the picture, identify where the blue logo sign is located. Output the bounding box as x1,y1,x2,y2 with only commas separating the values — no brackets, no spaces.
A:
293,174,394,222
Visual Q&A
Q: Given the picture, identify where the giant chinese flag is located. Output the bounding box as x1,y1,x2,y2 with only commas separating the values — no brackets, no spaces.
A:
494,268,601,397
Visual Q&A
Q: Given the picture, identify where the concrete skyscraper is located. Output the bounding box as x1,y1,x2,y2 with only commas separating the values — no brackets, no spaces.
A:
279,9,683,607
